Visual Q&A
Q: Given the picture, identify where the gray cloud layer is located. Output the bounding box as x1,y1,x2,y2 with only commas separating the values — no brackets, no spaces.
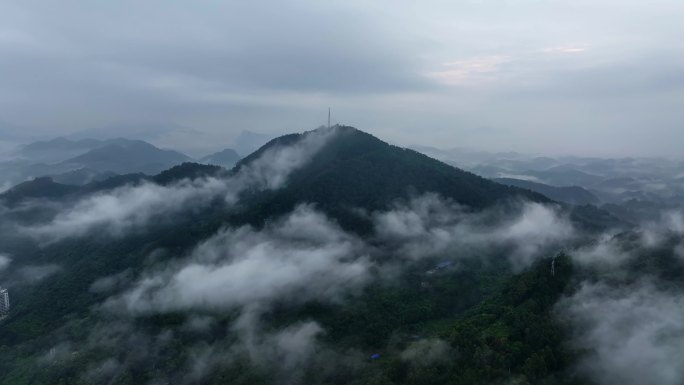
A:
572,209,684,270
373,194,575,269
1,0,683,157
113,204,371,315
110,193,577,317
552,208,684,384
0,254,11,272
558,282,684,385
64,192,576,381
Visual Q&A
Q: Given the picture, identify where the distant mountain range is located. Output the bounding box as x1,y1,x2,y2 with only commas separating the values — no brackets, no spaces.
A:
19,137,105,163
0,137,232,189
0,128,278,190
59,139,190,174
66,122,275,158
415,145,684,223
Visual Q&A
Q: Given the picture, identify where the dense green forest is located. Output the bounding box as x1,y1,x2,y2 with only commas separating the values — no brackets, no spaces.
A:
0,253,580,385
0,127,680,384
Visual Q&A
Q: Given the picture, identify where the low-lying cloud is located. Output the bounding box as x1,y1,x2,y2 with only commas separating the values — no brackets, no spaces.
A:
17,264,62,283
233,314,324,370
114,194,578,319
22,128,338,242
76,203,369,382
0,254,11,272
373,193,575,269
224,126,336,198
558,281,684,385
571,209,684,270
400,338,451,366
112,204,371,315
77,193,580,380
553,209,684,385
27,178,226,241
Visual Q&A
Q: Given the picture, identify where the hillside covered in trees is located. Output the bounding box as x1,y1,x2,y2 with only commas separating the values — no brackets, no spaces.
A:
0,127,681,385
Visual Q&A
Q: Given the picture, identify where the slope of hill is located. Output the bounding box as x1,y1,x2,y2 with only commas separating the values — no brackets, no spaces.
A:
0,177,79,205
0,163,225,207
238,127,550,215
494,177,600,205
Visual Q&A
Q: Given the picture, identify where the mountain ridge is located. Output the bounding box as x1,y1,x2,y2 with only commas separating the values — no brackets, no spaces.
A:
494,177,601,205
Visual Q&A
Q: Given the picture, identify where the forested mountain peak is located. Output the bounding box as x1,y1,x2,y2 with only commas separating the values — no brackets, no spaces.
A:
239,125,550,210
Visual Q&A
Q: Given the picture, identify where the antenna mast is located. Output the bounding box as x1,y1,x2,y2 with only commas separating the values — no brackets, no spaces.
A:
328,108,331,128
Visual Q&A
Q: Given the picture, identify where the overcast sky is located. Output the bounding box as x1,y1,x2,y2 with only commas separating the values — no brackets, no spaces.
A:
0,0,682,157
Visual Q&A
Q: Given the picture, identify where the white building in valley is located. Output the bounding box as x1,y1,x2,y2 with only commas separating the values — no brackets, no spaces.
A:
0,287,9,316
